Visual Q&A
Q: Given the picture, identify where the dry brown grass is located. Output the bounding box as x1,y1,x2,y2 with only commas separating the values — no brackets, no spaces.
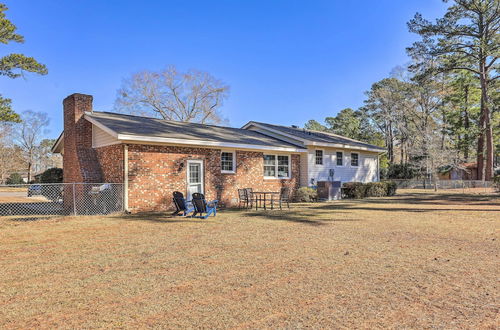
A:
0,187,26,192
0,190,498,328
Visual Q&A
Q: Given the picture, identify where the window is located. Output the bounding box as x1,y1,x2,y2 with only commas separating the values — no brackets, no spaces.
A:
351,153,359,167
315,150,323,165
221,151,235,173
264,154,290,178
336,152,343,166
278,155,290,178
264,155,276,177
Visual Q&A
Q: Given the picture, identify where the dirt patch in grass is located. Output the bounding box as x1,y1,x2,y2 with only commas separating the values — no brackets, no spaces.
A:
0,190,498,328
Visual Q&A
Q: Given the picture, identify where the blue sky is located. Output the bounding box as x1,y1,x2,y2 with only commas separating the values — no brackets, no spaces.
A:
2,0,447,139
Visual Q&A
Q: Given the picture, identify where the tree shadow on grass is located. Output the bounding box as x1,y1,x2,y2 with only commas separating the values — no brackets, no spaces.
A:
382,191,500,206
239,208,357,226
308,195,500,213
8,216,55,222
111,212,212,224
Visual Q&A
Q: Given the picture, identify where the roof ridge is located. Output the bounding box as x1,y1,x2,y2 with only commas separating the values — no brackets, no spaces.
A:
91,111,247,131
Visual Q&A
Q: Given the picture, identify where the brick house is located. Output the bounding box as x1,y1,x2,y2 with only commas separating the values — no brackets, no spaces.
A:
53,93,384,212
52,94,305,212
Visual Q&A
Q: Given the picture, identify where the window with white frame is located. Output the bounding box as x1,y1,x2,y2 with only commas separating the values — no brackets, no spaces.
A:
221,151,235,173
264,154,290,178
336,151,343,166
315,150,323,165
351,153,359,167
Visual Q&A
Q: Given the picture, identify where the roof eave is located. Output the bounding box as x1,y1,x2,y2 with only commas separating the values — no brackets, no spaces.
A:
51,132,64,153
117,134,307,153
308,141,386,153
243,122,385,153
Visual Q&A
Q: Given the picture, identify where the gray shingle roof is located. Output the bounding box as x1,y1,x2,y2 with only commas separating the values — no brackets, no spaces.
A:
246,121,385,152
86,112,304,150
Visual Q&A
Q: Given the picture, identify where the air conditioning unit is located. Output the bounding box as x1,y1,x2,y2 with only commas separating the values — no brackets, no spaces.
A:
317,181,342,200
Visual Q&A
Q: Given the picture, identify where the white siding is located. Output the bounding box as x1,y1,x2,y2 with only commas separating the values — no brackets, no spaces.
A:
92,125,119,148
306,147,379,185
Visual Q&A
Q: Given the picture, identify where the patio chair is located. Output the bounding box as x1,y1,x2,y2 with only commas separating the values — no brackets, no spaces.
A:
191,193,218,219
238,188,249,209
272,187,291,210
245,188,255,209
172,191,194,216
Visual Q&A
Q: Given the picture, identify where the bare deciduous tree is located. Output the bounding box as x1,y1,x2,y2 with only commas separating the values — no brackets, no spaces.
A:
0,124,24,183
115,66,229,124
15,110,49,182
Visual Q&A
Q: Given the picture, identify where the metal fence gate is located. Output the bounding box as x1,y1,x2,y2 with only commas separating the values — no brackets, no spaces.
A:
0,183,124,220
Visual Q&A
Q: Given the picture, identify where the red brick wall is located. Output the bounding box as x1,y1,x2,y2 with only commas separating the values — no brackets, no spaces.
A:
95,144,124,183
126,144,300,212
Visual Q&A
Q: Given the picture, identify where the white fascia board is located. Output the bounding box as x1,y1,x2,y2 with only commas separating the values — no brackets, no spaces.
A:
51,132,64,153
117,134,307,153
308,141,385,153
84,114,119,138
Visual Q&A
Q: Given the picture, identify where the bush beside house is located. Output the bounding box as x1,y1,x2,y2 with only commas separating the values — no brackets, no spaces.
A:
295,187,318,202
342,181,397,199
39,168,63,183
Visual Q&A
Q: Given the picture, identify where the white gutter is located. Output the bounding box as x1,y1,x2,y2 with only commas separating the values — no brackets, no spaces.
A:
118,134,306,152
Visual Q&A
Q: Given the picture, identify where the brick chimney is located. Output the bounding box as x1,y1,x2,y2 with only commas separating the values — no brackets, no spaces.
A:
62,93,103,183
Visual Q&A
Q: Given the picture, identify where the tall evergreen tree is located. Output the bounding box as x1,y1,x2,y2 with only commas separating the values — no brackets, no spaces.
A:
0,3,47,123
407,0,499,180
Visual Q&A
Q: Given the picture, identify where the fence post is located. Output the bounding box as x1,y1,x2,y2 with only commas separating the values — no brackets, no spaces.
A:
72,183,76,216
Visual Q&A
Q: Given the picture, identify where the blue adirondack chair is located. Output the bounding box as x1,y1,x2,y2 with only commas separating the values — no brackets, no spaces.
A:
172,191,194,216
191,193,218,219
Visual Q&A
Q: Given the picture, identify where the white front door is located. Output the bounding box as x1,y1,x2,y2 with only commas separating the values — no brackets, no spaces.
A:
187,160,204,201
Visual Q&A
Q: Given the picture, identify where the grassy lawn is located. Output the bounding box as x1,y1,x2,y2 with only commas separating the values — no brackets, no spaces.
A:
0,190,498,328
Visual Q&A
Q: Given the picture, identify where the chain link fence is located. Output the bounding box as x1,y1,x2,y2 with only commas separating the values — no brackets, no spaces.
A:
391,179,496,194
0,183,124,220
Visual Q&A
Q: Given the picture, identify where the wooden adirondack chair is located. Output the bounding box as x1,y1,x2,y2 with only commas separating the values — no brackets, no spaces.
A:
172,191,194,216
191,193,218,219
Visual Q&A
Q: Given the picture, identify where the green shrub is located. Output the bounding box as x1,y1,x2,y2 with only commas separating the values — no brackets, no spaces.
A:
6,172,24,185
494,175,500,193
384,180,397,196
39,168,63,183
343,181,397,199
342,182,367,199
365,182,387,197
386,163,419,179
295,187,318,202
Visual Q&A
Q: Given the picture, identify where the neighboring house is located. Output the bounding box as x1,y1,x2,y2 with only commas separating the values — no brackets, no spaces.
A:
438,162,478,181
52,93,384,212
242,122,385,186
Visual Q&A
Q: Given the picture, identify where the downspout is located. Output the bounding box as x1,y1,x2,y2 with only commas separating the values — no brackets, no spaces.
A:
377,154,380,182
124,144,129,212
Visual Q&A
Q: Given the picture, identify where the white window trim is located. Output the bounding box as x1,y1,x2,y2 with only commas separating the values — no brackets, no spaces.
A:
350,152,360,167
315,149,324,166
221,151,236,174
263,154,291,180
335,151,344,167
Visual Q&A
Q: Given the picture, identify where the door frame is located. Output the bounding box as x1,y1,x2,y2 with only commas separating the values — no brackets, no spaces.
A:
186,159,204,199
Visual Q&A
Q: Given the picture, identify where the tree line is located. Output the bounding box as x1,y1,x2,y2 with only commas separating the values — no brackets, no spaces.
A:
305,0,499,181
